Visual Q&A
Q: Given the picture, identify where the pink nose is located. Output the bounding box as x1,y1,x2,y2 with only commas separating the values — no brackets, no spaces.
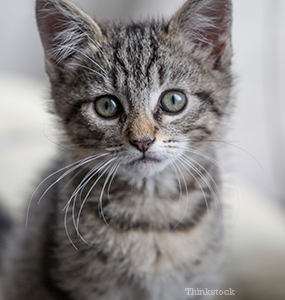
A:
130,138,155,153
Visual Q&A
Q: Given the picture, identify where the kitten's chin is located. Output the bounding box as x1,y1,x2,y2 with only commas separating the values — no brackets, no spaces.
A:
124,158,169,178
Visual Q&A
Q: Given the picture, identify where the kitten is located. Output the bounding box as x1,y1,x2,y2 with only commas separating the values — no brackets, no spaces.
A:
1,0,233,299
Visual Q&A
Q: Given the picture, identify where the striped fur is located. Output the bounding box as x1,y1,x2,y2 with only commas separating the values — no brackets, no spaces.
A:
1,0,233,299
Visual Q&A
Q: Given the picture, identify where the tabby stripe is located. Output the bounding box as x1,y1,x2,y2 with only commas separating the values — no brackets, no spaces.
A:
64,100,88,124
195,92,223,117
191,125,213,136
145,27,159,78
113,40,128,78
102,195,213,232
171,197,214,231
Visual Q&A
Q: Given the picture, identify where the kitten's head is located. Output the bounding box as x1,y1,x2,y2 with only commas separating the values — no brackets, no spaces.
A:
36,0,232,178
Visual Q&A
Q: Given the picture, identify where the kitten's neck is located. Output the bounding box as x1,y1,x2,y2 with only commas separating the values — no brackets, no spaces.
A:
116,166,178,198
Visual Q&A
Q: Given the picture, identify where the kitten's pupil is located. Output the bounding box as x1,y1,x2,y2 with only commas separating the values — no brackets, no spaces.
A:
105,101,109,110
172,95,178,105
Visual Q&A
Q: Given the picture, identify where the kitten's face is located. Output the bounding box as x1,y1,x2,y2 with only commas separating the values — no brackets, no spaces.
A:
36,0,232,178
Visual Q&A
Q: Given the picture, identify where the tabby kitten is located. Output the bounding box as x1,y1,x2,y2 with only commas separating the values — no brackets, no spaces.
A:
2,0,233,299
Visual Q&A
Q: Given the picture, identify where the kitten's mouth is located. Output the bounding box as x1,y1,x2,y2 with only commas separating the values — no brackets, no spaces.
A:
125,154,167,177
128,155,161,166
140,157,160,163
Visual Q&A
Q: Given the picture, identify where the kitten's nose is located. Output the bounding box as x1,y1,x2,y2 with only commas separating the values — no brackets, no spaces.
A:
130,138,155,153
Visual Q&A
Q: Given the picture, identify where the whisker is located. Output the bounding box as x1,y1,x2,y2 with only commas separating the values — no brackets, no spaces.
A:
180,154,221,214
73,158,110,208
171,160,189,230
98,161,119,226
62,158,107,212
179,155,219,215
75,158,117,244
41,126,83,150
61,165,89,192
107,162,121,202
181,146,244,198
180,145,228,172
176,156,209,214
167,139,221,215
65,157,113,247
181,153,222,200
179,143,244,225
177,136,263,170
64,198,78,250
26,153,108,226
69,158,110,229
170,162,183,207
215,140,264,171
71,161,110,246
37,154,108,205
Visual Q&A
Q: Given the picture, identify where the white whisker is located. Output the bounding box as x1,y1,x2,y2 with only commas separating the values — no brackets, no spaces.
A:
107,162,121,202
38,154,108,206
178,141,244,226
69,158,110,230
215,140,263,171
178,155,216,214
98,161,119,226
170,162,183,207
176,156,209,214
26,153,108,226
72,158,110,208
64,197,78,250
180,145,244,201
61,165,88,192
71,160,111,246
180,154,220,214
75,158,117,244
181,153,222,200
172,160,189,230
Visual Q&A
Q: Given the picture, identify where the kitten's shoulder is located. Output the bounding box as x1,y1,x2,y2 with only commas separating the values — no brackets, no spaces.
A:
1,156,70,300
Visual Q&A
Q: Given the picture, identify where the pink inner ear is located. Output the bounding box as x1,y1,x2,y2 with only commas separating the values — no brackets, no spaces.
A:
37,12,69,54
187,0,232,58
36,0,85,65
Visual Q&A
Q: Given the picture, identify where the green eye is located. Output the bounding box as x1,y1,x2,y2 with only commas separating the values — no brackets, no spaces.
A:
94,96,120,118
160,91,187,113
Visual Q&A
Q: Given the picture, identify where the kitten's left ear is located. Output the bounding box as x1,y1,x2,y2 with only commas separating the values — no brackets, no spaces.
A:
169,0,232,69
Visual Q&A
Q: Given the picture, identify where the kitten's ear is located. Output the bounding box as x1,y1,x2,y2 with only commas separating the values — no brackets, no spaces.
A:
36,0,102,66
169,0,232,69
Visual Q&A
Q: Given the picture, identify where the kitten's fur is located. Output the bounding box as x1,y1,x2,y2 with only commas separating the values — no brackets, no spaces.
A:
1,0,233,299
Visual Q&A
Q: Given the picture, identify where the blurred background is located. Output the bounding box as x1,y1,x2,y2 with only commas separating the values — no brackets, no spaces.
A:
0,0,285,299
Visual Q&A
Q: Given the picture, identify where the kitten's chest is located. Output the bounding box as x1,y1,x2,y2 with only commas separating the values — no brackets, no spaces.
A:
54,174,222,298
56,205,219,277
55,213,222,300
50,173,226,300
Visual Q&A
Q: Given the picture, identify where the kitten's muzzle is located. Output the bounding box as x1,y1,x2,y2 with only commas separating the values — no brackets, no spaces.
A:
129,138,155,153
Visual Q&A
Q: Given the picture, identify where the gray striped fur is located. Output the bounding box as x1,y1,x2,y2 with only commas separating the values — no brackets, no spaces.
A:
1,0,233,299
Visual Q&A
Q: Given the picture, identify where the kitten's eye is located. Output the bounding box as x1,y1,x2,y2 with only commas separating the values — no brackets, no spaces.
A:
94,96,120,118
160,91,187,113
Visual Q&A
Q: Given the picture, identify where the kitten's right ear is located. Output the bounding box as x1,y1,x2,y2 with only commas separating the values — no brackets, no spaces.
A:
36,0,103,66
169,0,232,69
